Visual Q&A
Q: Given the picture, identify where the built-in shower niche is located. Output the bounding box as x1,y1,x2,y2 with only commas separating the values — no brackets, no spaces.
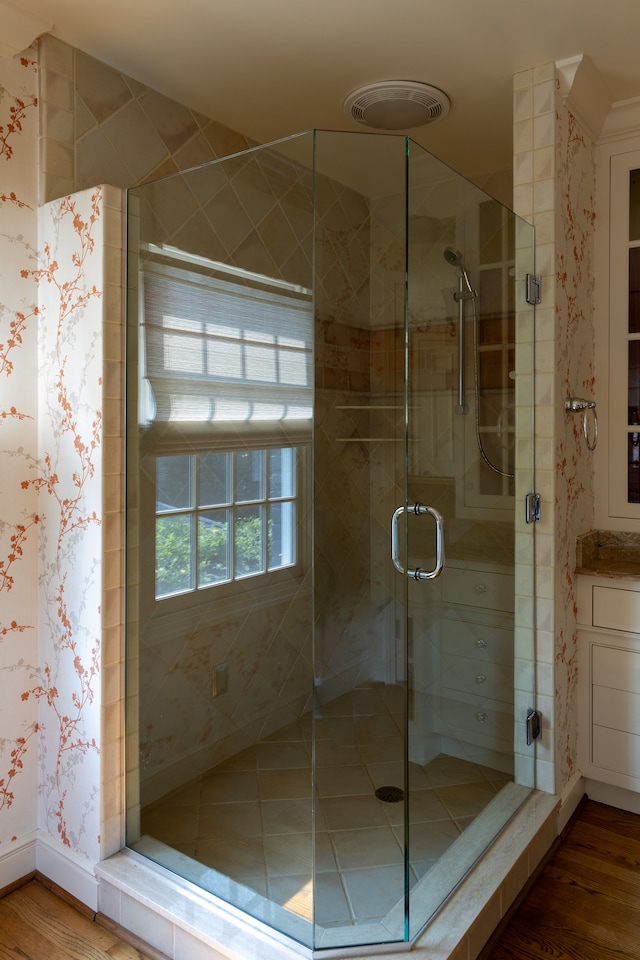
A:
125,129,536,952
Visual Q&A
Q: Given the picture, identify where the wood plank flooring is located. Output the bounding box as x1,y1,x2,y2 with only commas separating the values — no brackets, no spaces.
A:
1,799,639,960
483,798,640,960
0,878,160,960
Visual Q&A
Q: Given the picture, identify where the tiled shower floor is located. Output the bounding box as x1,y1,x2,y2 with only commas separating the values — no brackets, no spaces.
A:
139,685,511,929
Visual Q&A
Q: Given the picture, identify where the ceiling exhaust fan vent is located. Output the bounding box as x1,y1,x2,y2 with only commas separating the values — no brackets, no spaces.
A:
343,80,450,130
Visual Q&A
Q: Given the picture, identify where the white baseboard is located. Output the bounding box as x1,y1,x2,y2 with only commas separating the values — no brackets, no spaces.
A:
35,832,98,910
0,831,37,890
584,778,640,815
557,772,585,833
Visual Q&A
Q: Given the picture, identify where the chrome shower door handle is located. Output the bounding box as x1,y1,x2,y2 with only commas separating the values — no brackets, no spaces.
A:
391,503,445,580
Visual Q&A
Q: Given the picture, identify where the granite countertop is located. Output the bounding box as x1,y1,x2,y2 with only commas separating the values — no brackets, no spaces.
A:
576,530,640,580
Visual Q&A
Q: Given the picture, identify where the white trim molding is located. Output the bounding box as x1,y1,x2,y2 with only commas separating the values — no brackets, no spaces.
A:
556,54,611,142
0,831,37,890
36,832,99,910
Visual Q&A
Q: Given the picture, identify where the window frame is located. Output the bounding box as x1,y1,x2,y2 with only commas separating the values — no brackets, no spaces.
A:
153,443,300,601
138,423,310,619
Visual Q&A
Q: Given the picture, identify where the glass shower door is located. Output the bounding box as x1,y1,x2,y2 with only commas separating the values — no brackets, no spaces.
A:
311,130,410,949
405,140,536,938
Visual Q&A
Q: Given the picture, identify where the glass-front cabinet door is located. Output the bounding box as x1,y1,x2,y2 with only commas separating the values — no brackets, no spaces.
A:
609,151,640,517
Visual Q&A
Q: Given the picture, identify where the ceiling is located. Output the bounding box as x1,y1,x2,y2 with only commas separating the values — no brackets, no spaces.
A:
7,0,640,186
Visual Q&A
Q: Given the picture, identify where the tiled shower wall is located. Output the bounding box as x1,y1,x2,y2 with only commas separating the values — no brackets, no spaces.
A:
37,34,255,204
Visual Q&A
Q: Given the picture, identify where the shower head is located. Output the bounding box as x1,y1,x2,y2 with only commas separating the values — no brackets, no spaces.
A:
444,246,477,298
444,247,465,268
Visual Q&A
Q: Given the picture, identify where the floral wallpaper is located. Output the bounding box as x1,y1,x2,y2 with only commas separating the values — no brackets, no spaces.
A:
30,187,104,860
0,49,106,873
553,94,596,788
0,53,39,851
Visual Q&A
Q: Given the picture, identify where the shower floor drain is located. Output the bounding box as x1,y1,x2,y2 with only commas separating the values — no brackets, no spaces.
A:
375,785,405,803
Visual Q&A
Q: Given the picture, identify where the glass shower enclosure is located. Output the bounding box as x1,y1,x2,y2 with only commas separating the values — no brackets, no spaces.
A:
125,130,536,952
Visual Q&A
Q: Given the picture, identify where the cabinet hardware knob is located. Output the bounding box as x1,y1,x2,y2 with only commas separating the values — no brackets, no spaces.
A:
475,638,487,649
474,583,487,594
476,674,487,684
476,711,489,723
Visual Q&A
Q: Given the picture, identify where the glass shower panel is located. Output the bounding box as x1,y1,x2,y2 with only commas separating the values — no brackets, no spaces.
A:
125,133,317,947
405,140,535,939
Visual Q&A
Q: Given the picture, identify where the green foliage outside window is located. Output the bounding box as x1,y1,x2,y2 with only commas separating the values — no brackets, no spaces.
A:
156,514,266,597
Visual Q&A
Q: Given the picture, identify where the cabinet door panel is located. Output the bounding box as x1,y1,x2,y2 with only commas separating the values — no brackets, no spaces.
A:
592,724,640,778
593,683,640,733
593,585,640,632
592,643,640,692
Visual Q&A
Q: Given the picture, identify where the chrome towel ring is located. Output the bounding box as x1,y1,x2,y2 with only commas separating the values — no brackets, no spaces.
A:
564,397,597,451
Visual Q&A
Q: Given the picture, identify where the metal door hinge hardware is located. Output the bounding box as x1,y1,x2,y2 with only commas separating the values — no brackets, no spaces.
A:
526,708,542,746
525,492,541,524
525,274,541,305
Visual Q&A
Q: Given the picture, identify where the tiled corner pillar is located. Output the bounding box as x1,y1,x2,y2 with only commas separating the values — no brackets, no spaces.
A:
513,63,597,801
513,63,558,796
101,185,127,862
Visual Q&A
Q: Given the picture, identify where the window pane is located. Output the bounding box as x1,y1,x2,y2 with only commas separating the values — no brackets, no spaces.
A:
629,340,640,421
629,431,640,502
199,453,230,506
155,514,193,597
268,501,295,569
630,169,640,241
156,455,192,511
198,510,229,586
269,447,294,499
630,247,640,334
235,506,264,578
235,450,264,502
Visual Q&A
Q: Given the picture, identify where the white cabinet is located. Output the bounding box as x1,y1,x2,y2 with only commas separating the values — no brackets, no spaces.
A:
578,574,640,790
410,560,515,768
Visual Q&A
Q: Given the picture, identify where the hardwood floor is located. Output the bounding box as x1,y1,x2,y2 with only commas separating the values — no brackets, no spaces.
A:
0,878,161,960
483,798,640,960
2,799,639,960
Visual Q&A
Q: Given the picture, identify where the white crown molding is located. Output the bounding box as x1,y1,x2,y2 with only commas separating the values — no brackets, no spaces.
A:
0,0,52,58
599,96,640,143
556,53,611,142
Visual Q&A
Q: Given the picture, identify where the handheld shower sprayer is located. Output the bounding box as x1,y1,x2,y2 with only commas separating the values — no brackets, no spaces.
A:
443,246,477,299
442,246,513,479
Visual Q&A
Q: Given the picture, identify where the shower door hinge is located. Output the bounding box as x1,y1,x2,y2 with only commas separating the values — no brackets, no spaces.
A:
525,492,541,524
526,708,542,746
525,274,541,305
